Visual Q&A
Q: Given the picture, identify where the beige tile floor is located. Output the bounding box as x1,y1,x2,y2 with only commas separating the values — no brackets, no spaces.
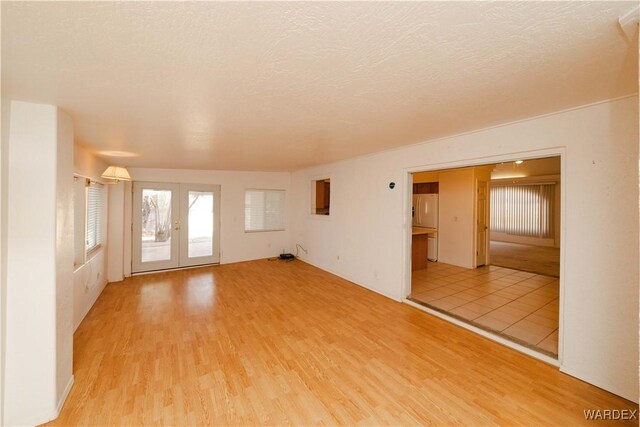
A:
410,262,559,356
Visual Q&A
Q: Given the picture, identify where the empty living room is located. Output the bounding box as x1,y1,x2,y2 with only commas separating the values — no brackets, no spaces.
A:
1,2,639,426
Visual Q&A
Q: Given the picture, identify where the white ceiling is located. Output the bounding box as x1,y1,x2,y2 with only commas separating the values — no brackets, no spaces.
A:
2,2,638,171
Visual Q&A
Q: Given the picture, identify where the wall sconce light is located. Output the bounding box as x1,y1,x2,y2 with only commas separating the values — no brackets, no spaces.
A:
101,166,131,183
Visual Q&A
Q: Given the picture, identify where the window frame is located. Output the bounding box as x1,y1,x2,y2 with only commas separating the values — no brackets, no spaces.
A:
74,174,106,268
85,180,105,255
310,177,331,217
490,180,556,239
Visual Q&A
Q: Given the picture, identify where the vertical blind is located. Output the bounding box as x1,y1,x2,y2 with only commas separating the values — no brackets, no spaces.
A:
86,181,104,252
490,183,555,238
245,189,285,232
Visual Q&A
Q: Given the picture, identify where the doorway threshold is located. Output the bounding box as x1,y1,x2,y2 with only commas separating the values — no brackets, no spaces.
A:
131,262,220,277
404,298,559,366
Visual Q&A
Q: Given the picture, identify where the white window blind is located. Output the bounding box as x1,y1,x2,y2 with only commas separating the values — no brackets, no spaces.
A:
86,181,104,253
490,183,555,238
245,189,285,232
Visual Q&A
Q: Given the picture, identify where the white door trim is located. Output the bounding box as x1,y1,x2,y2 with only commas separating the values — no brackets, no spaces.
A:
132,182,222,274
132,182,180,273
178,183,221,267
474,179,489,267
402,147,565,365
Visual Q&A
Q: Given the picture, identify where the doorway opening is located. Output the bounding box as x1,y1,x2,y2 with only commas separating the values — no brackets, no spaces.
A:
132,182,221,273
409,156,561,358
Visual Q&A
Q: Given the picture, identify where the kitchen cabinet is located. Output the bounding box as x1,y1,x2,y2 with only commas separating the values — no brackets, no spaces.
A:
413,182,439,194
412,233,429,271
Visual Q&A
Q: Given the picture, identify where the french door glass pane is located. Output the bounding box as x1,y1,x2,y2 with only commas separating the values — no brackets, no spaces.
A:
188,191,213,258
141,189,172,262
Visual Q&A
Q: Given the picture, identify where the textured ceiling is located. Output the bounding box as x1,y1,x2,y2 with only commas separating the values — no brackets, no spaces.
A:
2,2,638,171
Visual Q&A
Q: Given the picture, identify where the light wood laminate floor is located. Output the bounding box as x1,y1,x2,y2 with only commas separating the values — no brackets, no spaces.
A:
50,259,634,426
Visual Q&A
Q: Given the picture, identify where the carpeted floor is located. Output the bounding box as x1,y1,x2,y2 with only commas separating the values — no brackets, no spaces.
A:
490,241,560,277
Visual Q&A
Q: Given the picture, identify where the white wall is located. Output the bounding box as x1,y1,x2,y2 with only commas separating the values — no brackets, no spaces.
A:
0,97,11,426
74,144,108,182
412,170,439,183
55,111,74,409
73,250,108,331
107,183,125,282
472,166,493,266
73,144,109,330
290,96,639,402
438,168,475,268
3,101,75,425
491,156,560,179
108,168,292,277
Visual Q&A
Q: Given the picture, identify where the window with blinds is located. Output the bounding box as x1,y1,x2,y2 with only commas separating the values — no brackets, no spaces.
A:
86,182,104,253
490,183,555,238
245,189,285,232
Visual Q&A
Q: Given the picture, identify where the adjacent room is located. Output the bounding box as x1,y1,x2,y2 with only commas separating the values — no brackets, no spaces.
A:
1,2,638,426
409,156,561,357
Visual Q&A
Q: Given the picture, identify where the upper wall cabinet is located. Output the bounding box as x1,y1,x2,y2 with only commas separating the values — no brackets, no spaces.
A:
311,178,331,215
413,182,439,194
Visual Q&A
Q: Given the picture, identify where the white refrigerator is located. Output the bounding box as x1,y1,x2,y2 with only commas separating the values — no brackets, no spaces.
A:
412,194,438,261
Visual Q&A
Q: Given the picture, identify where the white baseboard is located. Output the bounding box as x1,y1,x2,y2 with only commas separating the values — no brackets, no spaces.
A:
297,257,402,302
74,278,108,332
281,258,560,368
560,365,638,404
56,375,74,416
10,376,75,427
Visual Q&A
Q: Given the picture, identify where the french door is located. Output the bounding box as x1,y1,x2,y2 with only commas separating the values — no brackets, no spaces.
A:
132,182,221,273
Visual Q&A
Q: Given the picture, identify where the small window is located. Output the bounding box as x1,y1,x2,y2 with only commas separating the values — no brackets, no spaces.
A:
86,181,104,254
245,189,285,232
490,183,555,238
311,179,330,215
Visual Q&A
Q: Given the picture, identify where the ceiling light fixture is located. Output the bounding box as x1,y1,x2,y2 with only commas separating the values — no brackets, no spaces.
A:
514,160,524,165
101,166,131,183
